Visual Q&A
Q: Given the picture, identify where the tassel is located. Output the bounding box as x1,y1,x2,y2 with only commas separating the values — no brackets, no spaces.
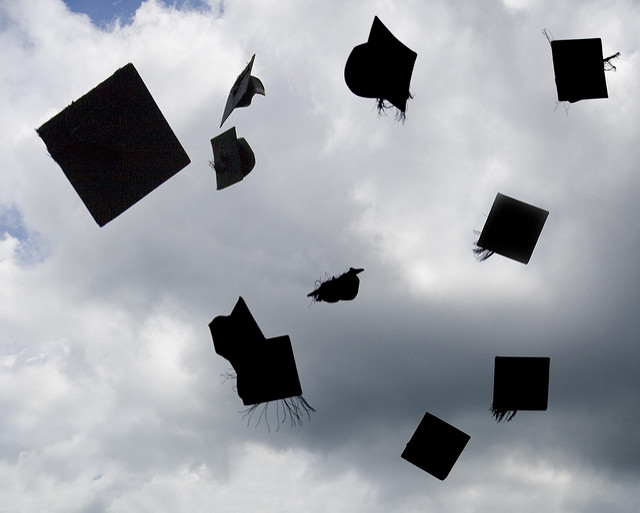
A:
491,405,517,422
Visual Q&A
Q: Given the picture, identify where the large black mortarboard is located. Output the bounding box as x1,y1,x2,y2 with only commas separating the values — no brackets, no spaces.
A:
210,127,255,190
344,16,417,118
550,38,609,103
36,63,191,227
209,298,314,429
474,193,549,264
307,267,364,303
491,356,550,422
220,54,265,128
401,412,470,480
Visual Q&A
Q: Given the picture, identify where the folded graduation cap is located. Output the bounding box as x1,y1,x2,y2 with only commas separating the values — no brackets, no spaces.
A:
402,412,470,480
344,16,417,119
550,37,616,103
36,63,191,227
209,297,308,407
210,127,255,190
220,54,265,127
474,193,549,264
307,267,364,303
491,356,550,422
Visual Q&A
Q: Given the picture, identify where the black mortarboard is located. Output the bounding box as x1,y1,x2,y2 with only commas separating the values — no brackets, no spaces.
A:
401,412,470,480
491,356,550,422
550,38,609,103
36,63,191,227
344,16,417,119
210,127,255,190
220,54,265,127
307,267,364,303
209,297,303,406
474,193,549,264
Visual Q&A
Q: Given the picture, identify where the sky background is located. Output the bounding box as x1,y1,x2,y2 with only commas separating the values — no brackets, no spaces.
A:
1,0,640,511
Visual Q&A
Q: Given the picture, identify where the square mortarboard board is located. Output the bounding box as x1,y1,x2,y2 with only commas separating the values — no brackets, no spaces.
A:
476,193,549,264
209,297,303,406
36,63,191,227
210,127,256,190
401,412,470,481
551,38,608,103
344,16,417,115
492,356,550,414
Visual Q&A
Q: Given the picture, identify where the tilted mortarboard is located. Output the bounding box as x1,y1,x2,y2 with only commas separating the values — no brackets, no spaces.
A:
474,193,549,264
36,63,191,226
402,412,470,480
546,32,619,103
210,127,255,190
344,16,417,120
307,267,364,303
491,356,550,422
209,297,314,426
220,54,265,127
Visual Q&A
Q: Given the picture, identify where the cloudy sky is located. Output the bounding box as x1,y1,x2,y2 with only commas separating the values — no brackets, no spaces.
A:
1,0,640,511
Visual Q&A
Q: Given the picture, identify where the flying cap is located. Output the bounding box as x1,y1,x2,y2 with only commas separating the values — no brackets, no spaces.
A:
36,63,191,227
344,16,417,119
491,356,550,422
209,297,303,406
550,38,611,103
307,267,364,303
401,412,470,480
210,127,255,190
220,54,265,127
474,193,549,264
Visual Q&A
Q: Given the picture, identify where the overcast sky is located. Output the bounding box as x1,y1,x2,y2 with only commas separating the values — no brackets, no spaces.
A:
1,0,640,511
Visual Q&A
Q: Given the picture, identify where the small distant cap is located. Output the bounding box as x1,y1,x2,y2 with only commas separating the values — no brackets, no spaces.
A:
209,297,303,406
476,193,549,264
551,38,608,103
220,54,265,127
492,356,550,416
210,127,256,190
35,63,191,226
344,16,417,115
401,412,470,480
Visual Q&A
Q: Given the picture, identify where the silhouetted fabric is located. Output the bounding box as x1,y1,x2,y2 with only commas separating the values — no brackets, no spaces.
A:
551,38,608,103
209,297,302,405
492,356,550,422
220,54,265,127
307,267,364,303
210,127,255,190
474,193,549,264
344,16,417,119
36,63,191,227
401,412,470,480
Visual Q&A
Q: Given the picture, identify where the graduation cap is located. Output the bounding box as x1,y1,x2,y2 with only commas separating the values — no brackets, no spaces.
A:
549,35,619,103
210,127,255,190
344,16,417,120
36,63,191,227
474,193,549,264
209,297,314,427
220,54,265,127
401,412,470,480
307,267,364,303
491,356,550,422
